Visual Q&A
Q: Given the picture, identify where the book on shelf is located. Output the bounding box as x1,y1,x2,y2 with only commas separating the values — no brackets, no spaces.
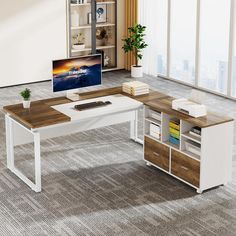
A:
150,123,161,134
169,121,180,131
170,132,179,140
190,126,201,135
169,136,180,146
150,113,161,121
169,127,180,136
189,131,201,139
150,131,161,140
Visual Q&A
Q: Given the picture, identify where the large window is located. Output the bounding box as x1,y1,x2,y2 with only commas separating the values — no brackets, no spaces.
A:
199,0,230,94
139,0,236,99
170,0,196,84
139,0,168,76
232,1,236,97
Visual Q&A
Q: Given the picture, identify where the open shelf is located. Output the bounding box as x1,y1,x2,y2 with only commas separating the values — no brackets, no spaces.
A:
164,141,179,150
145,117,161,126
69,0,117,69
182,132,201,144
182,150,200,161
71,23,115,30
72,45,115,53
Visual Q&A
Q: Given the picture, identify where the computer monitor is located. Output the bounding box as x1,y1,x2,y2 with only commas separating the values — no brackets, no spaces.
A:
52,54,102,101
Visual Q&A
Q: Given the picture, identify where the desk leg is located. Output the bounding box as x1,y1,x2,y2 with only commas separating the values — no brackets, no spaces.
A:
5,115,14,170
130,110,143,145
5,115,42,193
33,132,41,192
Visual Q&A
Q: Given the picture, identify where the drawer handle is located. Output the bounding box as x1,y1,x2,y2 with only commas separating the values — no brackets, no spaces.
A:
153,152,160,157
180,166,189,171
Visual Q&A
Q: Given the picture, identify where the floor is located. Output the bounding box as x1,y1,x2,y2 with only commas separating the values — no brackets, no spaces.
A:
0,70,236,236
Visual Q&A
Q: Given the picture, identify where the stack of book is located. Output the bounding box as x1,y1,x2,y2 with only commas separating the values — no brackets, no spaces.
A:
189,126,201,138
150,123,161,140
122,81,149,96
169,120,180,146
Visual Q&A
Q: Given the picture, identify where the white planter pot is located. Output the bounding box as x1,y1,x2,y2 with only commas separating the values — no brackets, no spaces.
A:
23,100,31,109
72,44,85,50
131,65,143,78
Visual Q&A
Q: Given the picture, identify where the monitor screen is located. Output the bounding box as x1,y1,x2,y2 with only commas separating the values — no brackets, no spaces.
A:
52,55,102,93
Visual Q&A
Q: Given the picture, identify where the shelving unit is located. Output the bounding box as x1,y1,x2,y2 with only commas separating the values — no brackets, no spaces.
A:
68,0,117,70
143,104,234,193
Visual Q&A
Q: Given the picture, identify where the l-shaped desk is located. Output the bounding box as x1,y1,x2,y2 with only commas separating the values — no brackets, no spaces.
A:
3,87,234,193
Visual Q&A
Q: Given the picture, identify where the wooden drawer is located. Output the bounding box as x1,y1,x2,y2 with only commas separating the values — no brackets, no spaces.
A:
171,150,200,187
144,136,170,171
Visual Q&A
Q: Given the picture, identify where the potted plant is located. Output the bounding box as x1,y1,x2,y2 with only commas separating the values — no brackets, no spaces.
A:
122,24,148,78
72,33,85,50
20,88,31,109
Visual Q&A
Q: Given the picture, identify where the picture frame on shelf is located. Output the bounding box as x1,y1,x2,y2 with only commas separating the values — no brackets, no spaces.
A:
87,12,92,24
96,4,107,23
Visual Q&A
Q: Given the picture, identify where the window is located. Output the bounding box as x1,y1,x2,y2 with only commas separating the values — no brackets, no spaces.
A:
199,0,230,94
139,0,168,76
170,0,197,84
232,2,236,97
139,0,236,99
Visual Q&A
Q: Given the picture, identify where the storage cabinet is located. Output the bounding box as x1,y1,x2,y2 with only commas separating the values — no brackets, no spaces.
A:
143,104,234,193
67,0,118,70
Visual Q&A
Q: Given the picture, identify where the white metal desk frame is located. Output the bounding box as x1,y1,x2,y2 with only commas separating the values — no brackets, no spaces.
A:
5,104,143,193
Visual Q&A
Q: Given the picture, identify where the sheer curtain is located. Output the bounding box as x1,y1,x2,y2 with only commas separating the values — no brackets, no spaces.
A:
139,0,168,76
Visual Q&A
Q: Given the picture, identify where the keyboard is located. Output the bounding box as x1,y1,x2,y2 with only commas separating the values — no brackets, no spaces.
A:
74,101,112,111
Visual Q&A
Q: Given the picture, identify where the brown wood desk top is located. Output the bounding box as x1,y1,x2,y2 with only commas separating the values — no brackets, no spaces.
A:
145,96,234,128
2,87,167,129
3,86,233,129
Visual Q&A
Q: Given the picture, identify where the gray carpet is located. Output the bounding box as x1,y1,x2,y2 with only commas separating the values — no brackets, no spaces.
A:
0,70,236,236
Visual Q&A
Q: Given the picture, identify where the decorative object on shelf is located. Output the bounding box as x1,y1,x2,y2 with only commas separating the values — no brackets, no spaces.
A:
104,53,110,67
189,126,201,138
72,33,85,50
96,27,112,46
150,123,161,140
172,98,207,118
122,24,148,78
87,12,92,24
122,81,149,96
20,88,31,109
71,10,80,27
96,4,107,23
71,0,87,4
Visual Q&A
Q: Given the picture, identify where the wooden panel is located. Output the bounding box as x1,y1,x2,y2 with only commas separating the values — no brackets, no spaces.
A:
171,150,200,187
2,87,167,129
125,0,138,70
144,136,170,171
145,97,234,128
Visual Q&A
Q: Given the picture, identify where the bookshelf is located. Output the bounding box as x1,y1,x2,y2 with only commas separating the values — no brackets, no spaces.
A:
68,0,117,70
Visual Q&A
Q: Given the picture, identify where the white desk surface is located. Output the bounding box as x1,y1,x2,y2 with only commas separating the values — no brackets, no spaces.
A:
52,94,143,121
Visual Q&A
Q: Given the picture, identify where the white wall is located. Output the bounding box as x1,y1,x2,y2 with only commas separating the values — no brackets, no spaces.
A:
0,0,67,87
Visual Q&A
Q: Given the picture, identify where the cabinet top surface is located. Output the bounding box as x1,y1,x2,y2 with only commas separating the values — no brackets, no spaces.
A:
3,87,233,129
145,96,234,128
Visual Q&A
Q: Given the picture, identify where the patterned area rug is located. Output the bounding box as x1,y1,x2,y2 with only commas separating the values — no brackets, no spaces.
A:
0,71,236,236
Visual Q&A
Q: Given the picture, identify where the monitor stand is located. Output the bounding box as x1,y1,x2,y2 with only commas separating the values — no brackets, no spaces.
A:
66,90,80,101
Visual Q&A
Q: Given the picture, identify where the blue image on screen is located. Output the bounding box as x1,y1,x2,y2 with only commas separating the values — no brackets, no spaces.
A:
53,55,102,93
